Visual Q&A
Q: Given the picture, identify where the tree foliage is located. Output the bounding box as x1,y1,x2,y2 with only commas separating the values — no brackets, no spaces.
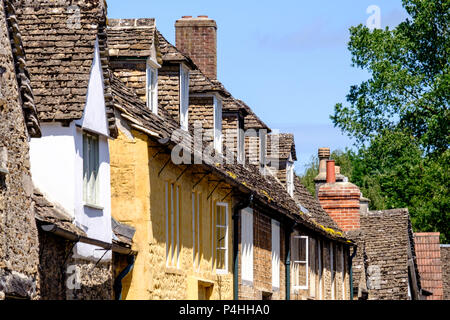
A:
303,0,450,243
332,0,449,155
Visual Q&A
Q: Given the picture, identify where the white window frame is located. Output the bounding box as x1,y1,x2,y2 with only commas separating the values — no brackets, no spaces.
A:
213,96,223,153
165,182,180,268
179,64,190,130
241,207,254,283
286,154,295,197
192,192,201,269
292,235,309,290
237,118,245,165
214,202,229,274
146,59,159,114
272,219,281,290
82,131,100,207
331,243,335,300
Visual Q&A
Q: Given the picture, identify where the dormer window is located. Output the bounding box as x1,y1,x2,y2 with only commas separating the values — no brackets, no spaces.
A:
146,60,158,114
213,96,223,153
286,154,295,197
180,64,190,130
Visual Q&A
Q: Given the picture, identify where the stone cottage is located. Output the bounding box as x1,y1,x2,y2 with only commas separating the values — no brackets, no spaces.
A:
106,15,355,301
10,0,134,300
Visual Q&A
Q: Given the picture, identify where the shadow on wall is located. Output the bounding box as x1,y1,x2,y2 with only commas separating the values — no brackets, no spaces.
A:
38,229,113,300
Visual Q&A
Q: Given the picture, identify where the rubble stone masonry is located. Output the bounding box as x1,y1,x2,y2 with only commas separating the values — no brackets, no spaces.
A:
0,0,39,299
441,246,450,300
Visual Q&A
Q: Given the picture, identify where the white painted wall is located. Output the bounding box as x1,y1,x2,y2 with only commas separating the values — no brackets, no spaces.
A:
30,122,77,217
30,37,113,262
73,130,112,261
76,38,109,137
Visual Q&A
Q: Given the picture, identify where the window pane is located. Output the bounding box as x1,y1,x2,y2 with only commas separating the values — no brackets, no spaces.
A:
298,237,307,262
83,133,99,204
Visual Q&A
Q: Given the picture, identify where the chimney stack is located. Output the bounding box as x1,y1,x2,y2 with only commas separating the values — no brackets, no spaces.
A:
317,149,361,232
175,16,217,79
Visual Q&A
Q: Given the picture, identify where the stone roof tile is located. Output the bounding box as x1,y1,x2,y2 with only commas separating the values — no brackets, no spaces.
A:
14,0,117,135
111,74,350,244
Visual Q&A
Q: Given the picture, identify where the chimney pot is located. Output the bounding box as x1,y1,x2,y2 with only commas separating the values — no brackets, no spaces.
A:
198,15,209,18
182,16,193,18
318,147,330,160
326,160,336,184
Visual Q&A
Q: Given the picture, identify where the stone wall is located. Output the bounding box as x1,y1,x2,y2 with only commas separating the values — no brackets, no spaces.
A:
441,246,450,300
110,127,234,300
159,64,181,122
111,60,147,101
37,227,114,300
0,0,39,300
238,207,286,300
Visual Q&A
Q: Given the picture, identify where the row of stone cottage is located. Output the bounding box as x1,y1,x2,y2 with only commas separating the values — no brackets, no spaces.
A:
0,0,438,300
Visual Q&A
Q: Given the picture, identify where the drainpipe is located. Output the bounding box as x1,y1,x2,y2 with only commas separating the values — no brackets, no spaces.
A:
232,193,254,301
348,246,357,300
285,222,297,300
113,254,136,300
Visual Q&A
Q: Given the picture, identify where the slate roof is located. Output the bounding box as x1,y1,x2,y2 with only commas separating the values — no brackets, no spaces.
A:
357,209,420,300
156,31,270,131
189,69,231,97
293,176,342,232
107,18,163,65
13,0,117,136
33,189,86,237
414,233,444,300
267,133,297,161
112,218,136,248
110,74,350,244
3,0,40,137
156,29,196,68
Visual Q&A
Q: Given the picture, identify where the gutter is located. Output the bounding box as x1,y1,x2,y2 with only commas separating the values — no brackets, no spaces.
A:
40,224,136,255
285,222,297,300
232,194,254,301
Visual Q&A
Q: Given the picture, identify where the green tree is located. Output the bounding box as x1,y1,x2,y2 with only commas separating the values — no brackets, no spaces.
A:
326,0,449,242
332,0,449,155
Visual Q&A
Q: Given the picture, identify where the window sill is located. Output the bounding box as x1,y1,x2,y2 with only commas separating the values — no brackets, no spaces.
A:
293,286,309,293
165,267,184,276
216,269,229,275
0,167,9,174
84,203,104,211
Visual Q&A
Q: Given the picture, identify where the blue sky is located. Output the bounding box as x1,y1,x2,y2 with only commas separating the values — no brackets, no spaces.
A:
107,0,408,174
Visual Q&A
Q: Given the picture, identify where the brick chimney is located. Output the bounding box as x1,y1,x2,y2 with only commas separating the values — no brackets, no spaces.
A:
175,16,217,79
314,148,345,197
318,158,361,231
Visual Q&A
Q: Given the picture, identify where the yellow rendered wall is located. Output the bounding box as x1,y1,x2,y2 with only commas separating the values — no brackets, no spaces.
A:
110,127,234,300
110,128,152,300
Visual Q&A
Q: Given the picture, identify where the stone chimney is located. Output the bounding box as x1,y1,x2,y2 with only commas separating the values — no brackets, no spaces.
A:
318,158,361,232
175,16,217,79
